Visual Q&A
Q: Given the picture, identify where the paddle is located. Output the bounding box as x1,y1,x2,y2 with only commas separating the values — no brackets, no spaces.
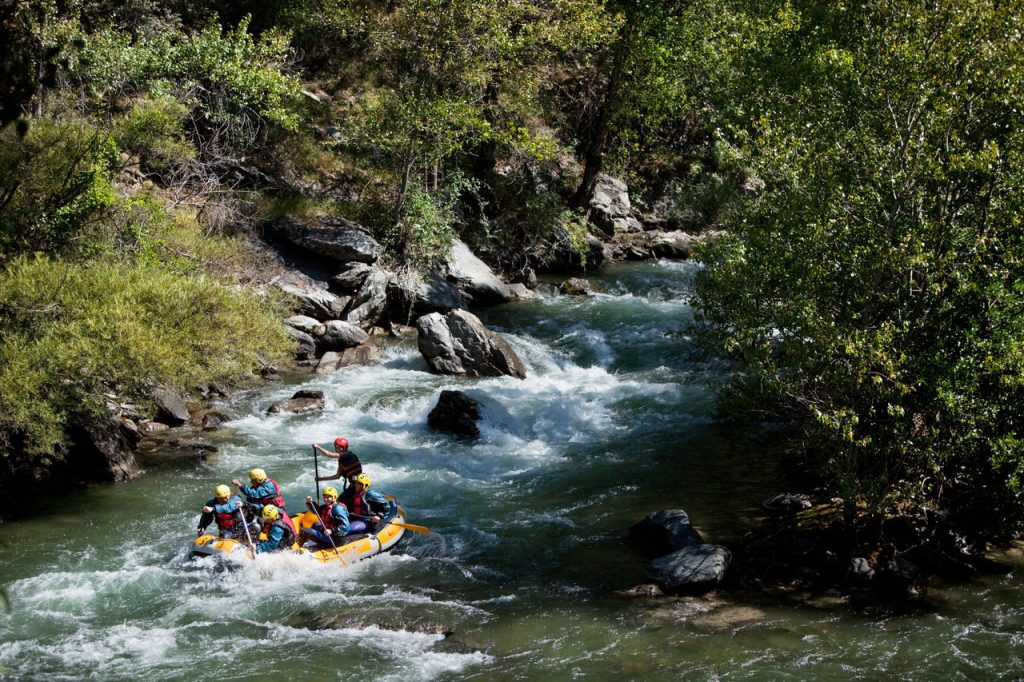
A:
306,498,340,557
238,505,256,560
312,445,321,501
350,512,431,535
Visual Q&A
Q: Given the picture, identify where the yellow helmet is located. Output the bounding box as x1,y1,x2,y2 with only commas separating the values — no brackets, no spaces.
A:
249,468,267,483
261,505,280,520
355,473,371,487
322,486,339,499
214,484,231,499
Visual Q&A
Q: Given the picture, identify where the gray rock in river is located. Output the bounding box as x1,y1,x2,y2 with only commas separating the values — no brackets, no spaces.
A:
267,389,326,414
66,412,140,481
152,387,190,426
285,315,325,337
427,390,481,437
317,320,369,353
629,509,704,558
416,310,526,379
285,326,317,360
275,271,349,321
444,239,514,305
345,267,392,329
645,544,732,595
315,345,383,374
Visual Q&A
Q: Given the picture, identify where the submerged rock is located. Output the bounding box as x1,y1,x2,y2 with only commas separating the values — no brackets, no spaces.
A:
267,389,326,414
427,390,481,437
560,277,594,296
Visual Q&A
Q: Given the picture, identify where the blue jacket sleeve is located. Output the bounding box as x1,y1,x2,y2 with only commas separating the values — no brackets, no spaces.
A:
256,523,285,553
331,504,350,534
366,490,394,515
242,481,276,503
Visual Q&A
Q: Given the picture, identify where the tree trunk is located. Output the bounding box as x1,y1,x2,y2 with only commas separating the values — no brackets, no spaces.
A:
394,156,415,225
570,23,635,209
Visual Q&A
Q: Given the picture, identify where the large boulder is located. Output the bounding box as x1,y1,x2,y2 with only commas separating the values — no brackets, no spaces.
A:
629,509,704,558
66,413,140,481
427,390,482,437
389,270,466,318
645,544,732,595
285,315,325,337
286,326,317,360
267,216,383,263
541,228,609,273
416,310,526,379
152,388,190,426
345,268,392,329
318,320,369,353
274,271,349,321
267,389,326,414
315,345,384,374
588,174,644,236
330,262,373,293
444,239,513,305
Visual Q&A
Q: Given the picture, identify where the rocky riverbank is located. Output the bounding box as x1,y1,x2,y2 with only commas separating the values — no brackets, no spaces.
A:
0,172,719,501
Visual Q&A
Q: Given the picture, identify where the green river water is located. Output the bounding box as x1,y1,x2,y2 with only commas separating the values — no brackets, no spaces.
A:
1,260,1023,680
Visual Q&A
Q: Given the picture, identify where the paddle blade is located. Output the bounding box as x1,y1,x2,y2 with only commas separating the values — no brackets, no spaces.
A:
394,521,430,534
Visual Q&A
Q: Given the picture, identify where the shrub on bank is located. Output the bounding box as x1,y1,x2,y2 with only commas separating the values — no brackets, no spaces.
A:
0,256,291,467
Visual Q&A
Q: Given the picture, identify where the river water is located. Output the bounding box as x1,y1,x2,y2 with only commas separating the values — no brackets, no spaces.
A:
2,260,1023,680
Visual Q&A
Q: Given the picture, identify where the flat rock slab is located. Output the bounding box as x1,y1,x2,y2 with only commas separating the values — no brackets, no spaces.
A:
645,544,732,595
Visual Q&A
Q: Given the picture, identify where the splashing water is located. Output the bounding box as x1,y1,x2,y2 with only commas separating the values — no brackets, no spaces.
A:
1,261,1022,680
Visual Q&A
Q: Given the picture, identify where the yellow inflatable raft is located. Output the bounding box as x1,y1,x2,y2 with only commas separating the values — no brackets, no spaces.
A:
191,497,408,566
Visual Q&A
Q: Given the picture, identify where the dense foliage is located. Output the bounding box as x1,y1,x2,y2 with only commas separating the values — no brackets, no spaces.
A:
3,0,1022,542
696,0,1024,536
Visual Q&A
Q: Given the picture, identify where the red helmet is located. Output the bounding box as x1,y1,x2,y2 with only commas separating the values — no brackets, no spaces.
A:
334,437,349,450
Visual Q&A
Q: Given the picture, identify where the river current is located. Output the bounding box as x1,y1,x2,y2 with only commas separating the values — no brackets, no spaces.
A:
2,260,1023,680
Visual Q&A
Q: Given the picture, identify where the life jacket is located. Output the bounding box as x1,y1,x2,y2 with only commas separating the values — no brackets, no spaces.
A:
343,488,369,518
337,451,362,480
214,508,238,531
318,502,339,531
267,513,297,549
253,479,286,510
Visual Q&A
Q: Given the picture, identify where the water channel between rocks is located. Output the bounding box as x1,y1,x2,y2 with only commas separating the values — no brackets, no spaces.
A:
1,260,1022,680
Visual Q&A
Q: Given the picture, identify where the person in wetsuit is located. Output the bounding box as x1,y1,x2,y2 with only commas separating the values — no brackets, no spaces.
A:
255,504,297,553
301,486,350,549
340,473,394,533
313,437,362,489
196,484,245,538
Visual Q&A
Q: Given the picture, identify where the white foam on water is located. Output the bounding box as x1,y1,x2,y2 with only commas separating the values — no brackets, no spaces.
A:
270,623,492,682
0,622,185,680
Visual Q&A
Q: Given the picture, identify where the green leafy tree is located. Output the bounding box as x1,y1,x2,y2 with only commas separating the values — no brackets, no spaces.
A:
0,119,119,258
696,0,1024,536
